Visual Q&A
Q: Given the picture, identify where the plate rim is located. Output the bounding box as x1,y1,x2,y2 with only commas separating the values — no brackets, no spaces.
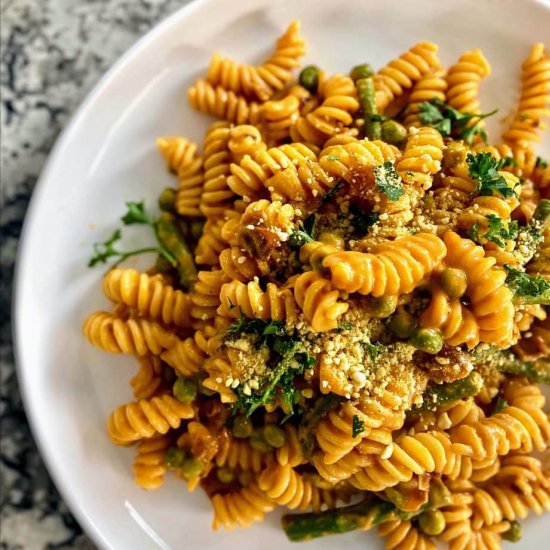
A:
11,1,211,548
11,0,550,548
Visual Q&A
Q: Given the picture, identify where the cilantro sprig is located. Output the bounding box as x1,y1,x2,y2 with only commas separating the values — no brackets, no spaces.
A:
466,153,518,199
418,99,497,144
374,161,403,201
89,201,177,268
467,215,518,248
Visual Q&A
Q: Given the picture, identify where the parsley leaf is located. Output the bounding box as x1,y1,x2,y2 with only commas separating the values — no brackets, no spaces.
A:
336,322,355,333
374,161,403,201
352,414,365,438
362,341,387,360
493,397,509,414
349,205,379,237
121,201,153,225
89,229,123,267
504,265,550,298
466,153,517,199
496,156,517,170
289,214,317,249
466,223,480,243
536,156,548,169
418,99,497,144
482,215,518,248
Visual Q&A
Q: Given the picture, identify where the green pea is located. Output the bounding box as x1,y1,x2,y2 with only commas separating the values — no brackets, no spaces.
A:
381,120,408,145
181,457,204,480
262,425,286,448
350,63,374,82
216,467,235,484
198,378,216,396
165,447,186,468
158,187,177,212
418,509,446,536
249,431,273,453
502,520,522,542
232,415,253,439
299,65,320,93
440,267,468,298
409,328,444,354
388,308,417,338
368,295,398,318
534,199,550,223
173,377,198,404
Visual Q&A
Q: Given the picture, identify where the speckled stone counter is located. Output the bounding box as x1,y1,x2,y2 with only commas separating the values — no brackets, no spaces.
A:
1,2,190,548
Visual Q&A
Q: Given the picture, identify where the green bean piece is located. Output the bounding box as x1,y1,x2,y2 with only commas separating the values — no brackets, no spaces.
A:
381,120,408,145
232,415,254,439
350,63,374,82
418,509,446,536
440,267,468,298
181,457,204,480
367,295,398,318
534,199,550,223
165,447,186,468
156,212,197,290
155,254,174,274
299,65,320,93
356,77,381,140
282,499,408,542
513,288,550,306
388,308,417,338
262,425,286,448
498,357,550,384
409,328,444,354
158,187,177,212
249,431,273,453
173,377,198,404
408,372,483,416
216,467,235,484
198,378,216,396
502,520,522,542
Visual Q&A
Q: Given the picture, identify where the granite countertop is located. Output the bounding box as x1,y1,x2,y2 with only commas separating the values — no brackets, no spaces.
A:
1,2,190,548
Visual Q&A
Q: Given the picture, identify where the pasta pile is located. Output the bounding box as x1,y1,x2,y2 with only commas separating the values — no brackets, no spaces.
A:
84,21,550,548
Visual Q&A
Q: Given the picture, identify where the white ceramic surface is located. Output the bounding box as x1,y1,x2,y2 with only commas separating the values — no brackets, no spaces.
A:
14,0,550,548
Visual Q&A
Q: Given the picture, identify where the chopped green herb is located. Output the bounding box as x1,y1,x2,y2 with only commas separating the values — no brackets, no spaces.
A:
466,153,517,199
496,156,517,170
471,215,518,248
289,214,317,248
352,415,365,438
326,155,340,161
349,205,379,237
121,201,153,225
493,397,509,414
362,341,387,360
321,180,343,205
536,156,548,169
337,322,355,333
418,99,497,144
374,161,403,201
466,223,480,243
505,265,550,298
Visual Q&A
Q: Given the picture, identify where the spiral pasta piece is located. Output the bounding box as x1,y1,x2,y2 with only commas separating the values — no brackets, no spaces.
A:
442,232,515,348
218,279,300,324
402,69,448,127
378,519,436,550
512,317,550,361
258,463,322,511
292,271,349,331
219,247,261,281
188,270,229,322
446,48,491,116
373,42,440,112
215,429,274,474
227,142,318,199
133,434,172,490
107,394,194,445
131,356,165,400
195,218,227,266
83,311,178,356
260,94,301,143
319,139,400,186
211,483,275,530
350,431,459,491
276,425,307,468
503,43,550,146
188,80,261,125
322,232,446,297
103,268,192,328
202,353,239,403
420,287,480,348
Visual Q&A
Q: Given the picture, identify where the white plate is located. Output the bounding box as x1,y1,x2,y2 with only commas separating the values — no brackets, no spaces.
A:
13,0,550,548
